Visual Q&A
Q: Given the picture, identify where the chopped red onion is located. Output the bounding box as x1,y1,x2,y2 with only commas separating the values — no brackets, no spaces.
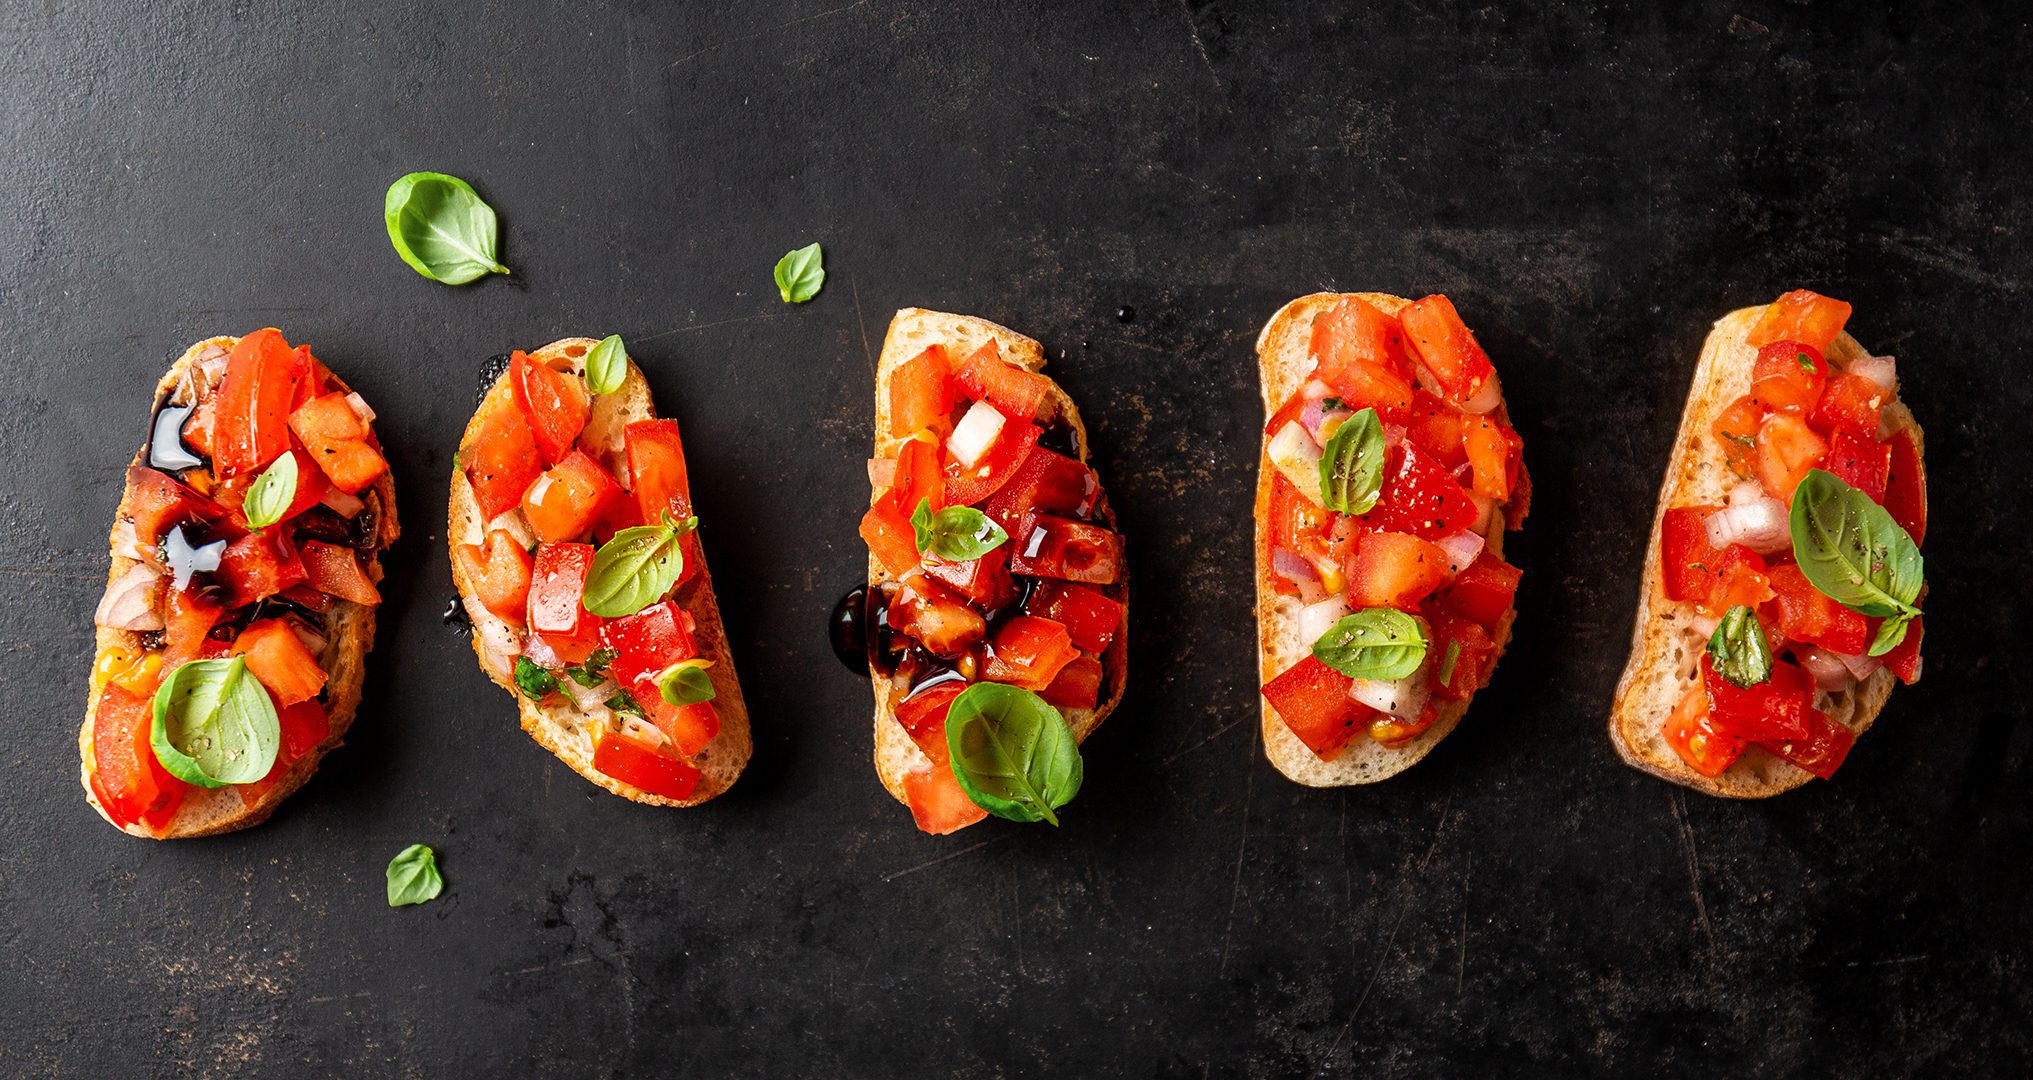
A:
1849,354,1897,393
1837,650,1884,682
1300,398,1352,441
487,508,536,550
867,457,897,489
96,562,164,631
1797,647,1853,691
343,391,377,423
320,487,366,518
1272,548,1326,603
1436,530,1485,574
1457,374,1502,415
563,674,618,713
1705,498,1789,554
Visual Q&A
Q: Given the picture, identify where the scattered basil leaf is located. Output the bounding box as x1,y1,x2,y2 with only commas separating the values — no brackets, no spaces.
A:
1317,407,1385,514
383,171,510,284
565,646,619,688
605,691,646,718
1706,605,1774,688
1438,640,1461,687
585,334,626,396
1321,397,1345,410
149,656,281,788
1789,469,1923,630
654,659,717,706
386,844,443,907
513,656,559,701
1721,432,1757,450
910,498,1009,562
1869,611,1914,658
1797,350,1817,374
944,683,1082,826
773,242,825,303
583,515,699,617
1311,608,1429,681
242,452,299,530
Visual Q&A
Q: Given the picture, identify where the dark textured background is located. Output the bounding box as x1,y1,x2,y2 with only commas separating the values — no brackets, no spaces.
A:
1,2,2027,1076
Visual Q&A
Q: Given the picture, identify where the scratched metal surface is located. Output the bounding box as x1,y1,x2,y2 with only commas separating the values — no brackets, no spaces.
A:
0,1,2027,1076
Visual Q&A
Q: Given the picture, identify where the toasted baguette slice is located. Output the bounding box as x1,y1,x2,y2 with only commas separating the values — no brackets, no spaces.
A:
868,309,1128,806
1609,307,1923,797
1254,294,1523,786
82,336,400,838
449,337,750,806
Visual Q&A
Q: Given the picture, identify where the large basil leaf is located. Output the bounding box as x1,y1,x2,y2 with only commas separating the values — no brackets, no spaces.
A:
583,515,699,617
513,656,559,701
944,683,1083,826
773,242,825,303
383,171,510,284
910,498,1008,561
1317,407,1385,514
149,657,281,788
385,844,444,907
242,452,298,529
1789,468,1923,636
1311,608,1428,681
1706,604,1773,688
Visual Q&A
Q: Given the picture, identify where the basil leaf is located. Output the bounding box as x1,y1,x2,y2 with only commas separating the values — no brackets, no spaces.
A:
1789,469,1923,621
944,683,1083,826
565,646,618,688
585,334,626,397
385,844,444,907
149,656,281,788
1317,407,1385,514
1706,605,1774,688
1311,608,1429,681
605,691,646,718
910,498,1009,562
1438,640,1461,687
1797,350,1817,374
513,656,558,701
241,452,299,529
583,516,699,617
1869,611,1914,658
655,659,717,706
383,171,510,284
773,242,825,303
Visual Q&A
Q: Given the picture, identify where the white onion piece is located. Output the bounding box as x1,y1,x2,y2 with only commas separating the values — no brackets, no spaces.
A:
619,715,669,749
1301,399,1352,442
947,401,1006,468
96,563,165,630
1268,422,1325,504
343,391,377,423
488,508,537,550
1272,548,1326,604
1349,673,1429,719
320,486,366,518
1457,373,1502,415
563,675,619,714
1850,354,1897,393
1797,647,1853,691
110,520,153,563
472,615,521,679
1687,612,1720,639
1468,492,1499,534
292,622,329,657
1838,650,1884,682
1705,498,1790,554
1301,378,1334,401
1436,530,1485,574
867,457,897,489
1296,596,1351,644
1382,422,1407,447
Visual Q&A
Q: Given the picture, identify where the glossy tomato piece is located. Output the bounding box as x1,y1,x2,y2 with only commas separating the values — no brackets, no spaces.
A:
217,529,307,607
1824,428,1891,504
527,542,601,650
1261,655,1369,760
903,762,988,835
523,450,625,545
274,448,331,524
1702,655,1813,741
512,350,590,464
1753,412,1828,504
1763,563,1869,656
1461,415,1520,501
1756,707,1855,780
647,700,720,759
88,683,188,834
1883,428,1926,545
1711,395,1763,479
1662,683,1743,778
1401,391,1466,468
920,544,1019,613
126,466,229,548
230,618,326,706
980,615,1078,691
1424,606,1495,702
1748,340,1828,415
1811,372,1885,438
1266,473,1331,557
1039,654,1104,711
1320,354,1414,420
1311,295,1413,388
287,392,387,494
213,328,306,477
983,446,1098,530
861,438,946,577
625,419,703,587
889,344,956,438
599,600,700,689
1023,580,1122,653
943,421,1042,507
1264,392,1310,438
1009,512,1125,585
887,572,987,657
592,731,702,801
454,528,534,621
1880,615,1923,684
1747,290,1851,355
1359,442,1478,540
1399,294,1496,404
895,680,966,762
1659,507,1772,613
1436,551,1520,633
300,540,380,606
162,586,225,666
953,340,1050,422
461,394,546,520
1345,530,1450,612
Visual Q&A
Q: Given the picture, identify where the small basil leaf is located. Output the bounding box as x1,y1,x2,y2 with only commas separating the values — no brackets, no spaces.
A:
242,452,299,529
1317,407,1386,514
1706,604,1774,688
1789,469,1923,620
513,656,559,701
773,242,825,303
1311,608,1429,681
585,334,626,396
383,171,510,284
1868,611,1913,658
385,844,444,907
583,517,699,618
944,683,1083,826
565,646,619,688
149,656,281,788
910,497,1009,562
655,659,717,706
605,691,646,718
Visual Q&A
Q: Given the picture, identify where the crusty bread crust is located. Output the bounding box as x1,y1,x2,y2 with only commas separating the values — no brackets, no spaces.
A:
867,309,1128,806
1253,294,1522,786
81,336,400,838
448,338,750,807
1608,307,1920,797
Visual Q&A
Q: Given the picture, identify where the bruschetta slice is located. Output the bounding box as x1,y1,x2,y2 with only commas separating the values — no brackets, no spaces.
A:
1255,294,1528,784
84,330,398,837
859,309,1127,833
450,337,750,806
1611,290,1926,796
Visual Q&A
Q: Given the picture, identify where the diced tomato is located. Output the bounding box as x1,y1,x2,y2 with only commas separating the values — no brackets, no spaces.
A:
527,543,603,660
291,347,329,410
980,615,1078,691
88,683,188,834
889,345,957,438
1264,392,1311,438
1345,531,1450,611
1811,372,1885,438
1763,563,1869,655
591,730,702,801
895,681,966,762
943,421,1042,507
862,438,946,576
650,701,720,759
1039,654,1104,711
1316,355,1414,420
1659,507,1772,613
181,391,221,459
300,540,380,606
1359,443,1478,540
273,447,331,524
888,572,987,657
217,529,307,607
125,466,229,548
1747,290,1851,355
920,544,1019,612
1399,294,1496,404
624,419,703,587
1753,412,1828,503
1748,340,1828,415
213,328,305,477
1424,606,1496,702
1023,581,1123,653
1756,707,1855,780
1662,683,1744,778
903,763,989,834
1436,551,1520,633
461,395,546,520
1707,544,1774,615
1823,429,1891,505
229,618,326,706
1880,615,1923,684
1266,473,1331,556
511,350,590,464
522,450,626,544
1008,513,1125,585
453,528,533,621
287,392,387,494
1461,415,1520,501
162,587,225,666
599,600,700,688
983,446,1098,530
1401,391,1466,468
1711,396,1763,480
1702,656,1813,742
952,341,1050,422
1883,428,1927,545
280,584,333,613
1261,655,1371,760
1311,296,1414,388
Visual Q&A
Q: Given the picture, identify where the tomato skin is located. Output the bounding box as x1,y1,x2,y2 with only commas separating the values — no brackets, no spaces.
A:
903,762,988,834
213,328,306,477
230,618,326,706
454,528,534,622
1039,654,1104,711
287,392,388,494
1703,656,1813,741
1264,392,1310,437
861,439,945,577
889,345,956,438
217,529,308,607
511,350,590,464
1311,296,1414,388
126,466,230,549
1880,615,1923,684
162,586,225,666
953,341,1050,422
1266,473,1330,555
462,395,546,520
943,422,1042,507
888,572,987,657
1008,512,1125,585
1663,683,1744,778
1811,373,1885,438
1748,340,1828,415
1261,655,1370,760
1712,396,1763,479
1423,606,1495,702
1401,391,1467,468
1659,507,1717,602
1436,551,1520,633
522,450,626,545
1823,428,1891,505
919,544,1019,612
88,683,188,834
1883,428,1927,545
300,540,380,606
601,600,720,755
1320,355,1415,419
623,419,703,584
1023,580,1123,653
1399,294,1496,404
1345,531,1450,612
981,615,1079,691
1359,443,1478,540
591,730,702,801
983,446,1098,530
1762,563,1869,655
1753,412,1828,504
895,681,966,762
527,542,601,647
1756,707,1855,780
1747,290,1851,355
1461,415,1520,500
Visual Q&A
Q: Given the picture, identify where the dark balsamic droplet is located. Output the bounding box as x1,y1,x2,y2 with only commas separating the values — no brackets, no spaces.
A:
830,585,871,676
475,353,513,405
1116,305,1135,323
147,401,204,473
443,596,473,635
